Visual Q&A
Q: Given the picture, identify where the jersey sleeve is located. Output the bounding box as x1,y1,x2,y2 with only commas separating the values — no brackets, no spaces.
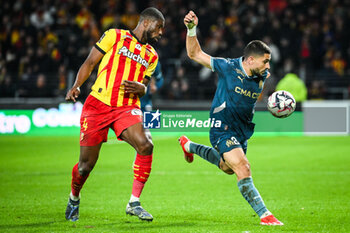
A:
94,29,117,54
145,55,159,79
211,57,230,76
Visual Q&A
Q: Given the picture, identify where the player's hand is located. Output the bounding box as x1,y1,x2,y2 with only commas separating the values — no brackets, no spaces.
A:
123,80,147,96
65,86,80,102
184,11,198,29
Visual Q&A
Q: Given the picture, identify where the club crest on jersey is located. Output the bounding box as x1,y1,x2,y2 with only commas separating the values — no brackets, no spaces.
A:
118,46,149,68
131,109,143,116
135,44,142,51
235,69,246,77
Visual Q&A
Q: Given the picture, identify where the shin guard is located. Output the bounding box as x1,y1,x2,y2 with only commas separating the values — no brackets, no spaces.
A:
132,154,152,197
71,163,89,197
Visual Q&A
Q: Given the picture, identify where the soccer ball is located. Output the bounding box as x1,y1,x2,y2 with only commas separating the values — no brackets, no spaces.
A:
267,90,296,118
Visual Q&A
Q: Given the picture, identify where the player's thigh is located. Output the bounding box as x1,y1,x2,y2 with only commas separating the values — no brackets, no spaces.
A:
222,148,251,178
80,95,111,146
222,147,248,168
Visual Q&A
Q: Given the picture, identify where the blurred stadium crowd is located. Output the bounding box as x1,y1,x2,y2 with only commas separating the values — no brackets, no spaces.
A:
0,0,349,100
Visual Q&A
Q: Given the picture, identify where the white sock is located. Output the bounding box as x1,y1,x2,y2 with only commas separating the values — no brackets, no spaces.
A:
70,192,80,201
129,194,140,203
184,141,191,152
260,210,272,219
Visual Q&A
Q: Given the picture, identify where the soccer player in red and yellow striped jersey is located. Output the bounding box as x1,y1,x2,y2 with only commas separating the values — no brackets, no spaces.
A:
65,7,164,222
91,28,159,107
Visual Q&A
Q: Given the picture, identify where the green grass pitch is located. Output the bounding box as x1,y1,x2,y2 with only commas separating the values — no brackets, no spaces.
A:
0,135,349,232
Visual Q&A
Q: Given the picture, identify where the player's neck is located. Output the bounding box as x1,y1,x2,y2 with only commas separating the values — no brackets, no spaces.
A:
242,61,253,76
132,27,146,44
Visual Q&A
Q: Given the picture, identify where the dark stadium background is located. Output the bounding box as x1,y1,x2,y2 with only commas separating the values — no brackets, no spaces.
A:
0,0,349,110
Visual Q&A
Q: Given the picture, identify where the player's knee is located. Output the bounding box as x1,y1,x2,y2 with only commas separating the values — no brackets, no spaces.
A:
237,162,251,176
219,161,234,175
223,168,235,175
137,139,153,155
78,162,93,176
145,130,153,141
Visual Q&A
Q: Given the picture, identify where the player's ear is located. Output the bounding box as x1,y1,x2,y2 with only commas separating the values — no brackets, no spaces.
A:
143,19,150,28
247,56,254,65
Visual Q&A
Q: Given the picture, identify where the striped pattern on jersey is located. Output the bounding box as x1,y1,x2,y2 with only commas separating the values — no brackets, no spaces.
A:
90,29,158,107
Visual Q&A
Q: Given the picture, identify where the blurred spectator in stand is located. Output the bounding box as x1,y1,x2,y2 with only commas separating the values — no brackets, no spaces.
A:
30,73,52,97
315,58,339,82
121,1,139,29
141,63,164,112
30,7,53,30
308,80,326,100
263,35,280,71
168,66,189,100
0,67,6,83
0,0,350,101
4,48,18,77
331,50,346,77
17,65,33,97
75,7,92,31
75,6,100,41
33,47,50,74
58,64,67,97
0,67,16,97
0,75,16,97
79,71,97,101
300,34,312,69
268,0,288,13
100,8,118,31
42,27,59,49
197,65,217,100
308,58,337,99
221,39,244,59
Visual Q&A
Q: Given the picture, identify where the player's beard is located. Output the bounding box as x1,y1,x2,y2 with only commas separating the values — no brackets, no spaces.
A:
144,30,160,45
251,68,262,78
251,68,267,78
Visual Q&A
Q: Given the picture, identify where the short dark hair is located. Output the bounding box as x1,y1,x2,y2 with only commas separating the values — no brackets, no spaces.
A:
140,7,164,22
243,40,271,58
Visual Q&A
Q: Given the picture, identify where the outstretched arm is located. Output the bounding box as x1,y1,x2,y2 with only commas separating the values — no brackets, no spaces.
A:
184,11,211,69
65,46,104,102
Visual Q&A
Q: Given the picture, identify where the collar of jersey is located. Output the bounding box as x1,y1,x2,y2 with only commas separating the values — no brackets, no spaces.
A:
238,57,251,79
128,30,147,45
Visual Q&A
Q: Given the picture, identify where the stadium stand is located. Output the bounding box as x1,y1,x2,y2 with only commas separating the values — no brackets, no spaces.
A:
0,0,349,102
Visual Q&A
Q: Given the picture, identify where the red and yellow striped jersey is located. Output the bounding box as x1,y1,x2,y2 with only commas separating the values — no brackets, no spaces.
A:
91,29,158,107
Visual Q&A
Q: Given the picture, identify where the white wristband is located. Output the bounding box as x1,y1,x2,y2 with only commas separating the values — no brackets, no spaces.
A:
187,25,197,37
